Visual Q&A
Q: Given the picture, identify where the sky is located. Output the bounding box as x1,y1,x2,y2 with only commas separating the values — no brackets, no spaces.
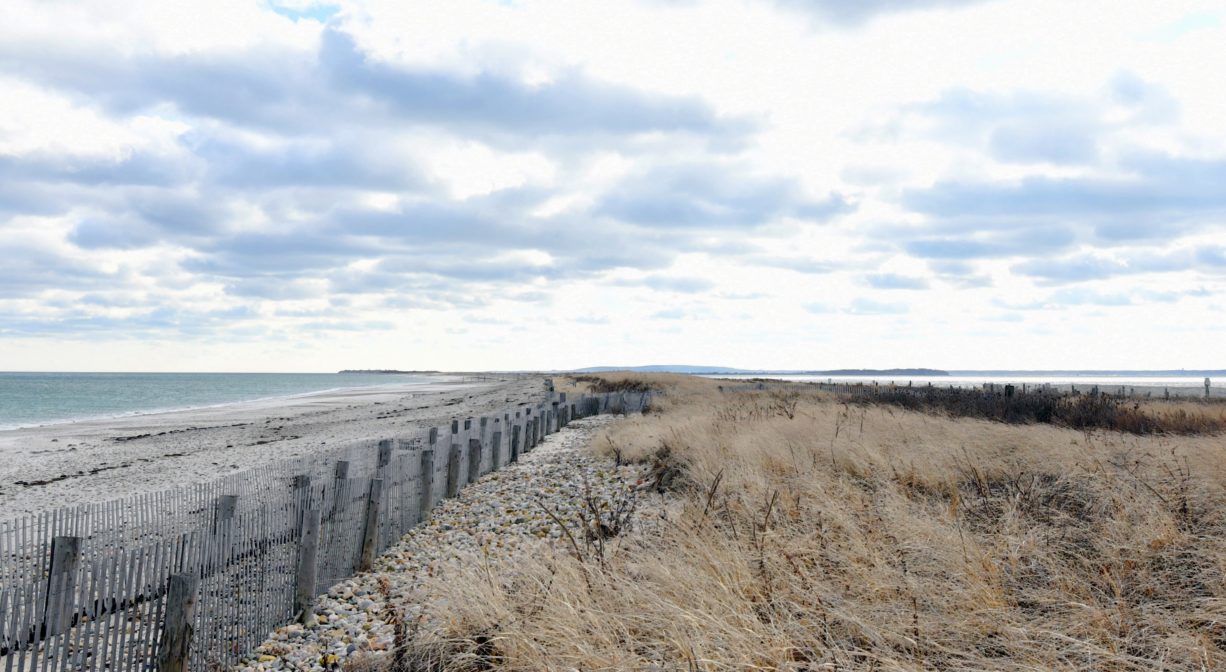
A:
0,0,1224,372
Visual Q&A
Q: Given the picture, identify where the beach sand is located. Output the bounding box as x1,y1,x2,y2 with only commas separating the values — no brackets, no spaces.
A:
0,375,548,518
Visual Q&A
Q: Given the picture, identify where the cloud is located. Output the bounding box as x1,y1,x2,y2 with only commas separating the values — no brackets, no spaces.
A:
596,162,852,229
0,26,752,154
865,273,929,290
772,0,992,26
744,254,842,274
845,298,908,315
894,153,1226,267
651,307,687,320
635,275,716,293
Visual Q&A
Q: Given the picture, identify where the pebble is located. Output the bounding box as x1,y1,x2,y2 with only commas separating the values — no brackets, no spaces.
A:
234,415,648,671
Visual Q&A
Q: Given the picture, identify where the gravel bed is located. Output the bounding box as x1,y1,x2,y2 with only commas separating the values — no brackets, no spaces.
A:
235,414,646,672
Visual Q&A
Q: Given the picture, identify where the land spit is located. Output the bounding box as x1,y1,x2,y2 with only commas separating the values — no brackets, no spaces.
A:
0,376,545,517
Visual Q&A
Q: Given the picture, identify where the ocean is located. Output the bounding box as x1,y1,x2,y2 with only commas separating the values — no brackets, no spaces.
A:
0,372,441,430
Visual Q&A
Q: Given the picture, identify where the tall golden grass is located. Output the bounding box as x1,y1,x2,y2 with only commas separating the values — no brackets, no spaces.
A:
376,374,1226,670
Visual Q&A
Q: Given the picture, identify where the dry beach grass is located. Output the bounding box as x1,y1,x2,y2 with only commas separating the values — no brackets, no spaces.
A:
371,374,1226,670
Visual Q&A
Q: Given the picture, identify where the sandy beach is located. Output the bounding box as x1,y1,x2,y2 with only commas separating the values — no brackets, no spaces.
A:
0,375,548,518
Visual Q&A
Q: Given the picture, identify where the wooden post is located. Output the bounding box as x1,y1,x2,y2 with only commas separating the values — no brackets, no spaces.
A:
212,494,238,532
468,438,482,484
359,478,384,572
44,535,81,636
511,424,521,463
377,439,394,469
330,461,350,519
1207,378,1213,399
419,449,434,521
156,573,199,672
446,443,462,498
491,422,503,471
295,508,321,624
210,494,237,573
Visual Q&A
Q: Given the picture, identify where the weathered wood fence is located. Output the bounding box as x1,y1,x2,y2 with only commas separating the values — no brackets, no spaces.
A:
0,389,651,672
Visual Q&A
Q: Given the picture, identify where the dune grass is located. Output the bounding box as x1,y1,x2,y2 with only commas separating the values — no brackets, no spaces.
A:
841,383,1226,435
372,374,1226,670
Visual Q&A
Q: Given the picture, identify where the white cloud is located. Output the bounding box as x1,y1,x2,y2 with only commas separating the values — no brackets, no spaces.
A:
0,0,1223,370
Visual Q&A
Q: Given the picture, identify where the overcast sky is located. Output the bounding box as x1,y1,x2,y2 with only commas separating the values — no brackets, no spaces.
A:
1,0,1223,372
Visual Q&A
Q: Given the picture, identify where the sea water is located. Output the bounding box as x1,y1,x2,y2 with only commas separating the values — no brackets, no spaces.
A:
0,372,441,430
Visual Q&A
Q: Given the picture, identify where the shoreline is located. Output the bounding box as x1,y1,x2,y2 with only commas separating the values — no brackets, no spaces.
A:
0,375,548,518
0,372,463,432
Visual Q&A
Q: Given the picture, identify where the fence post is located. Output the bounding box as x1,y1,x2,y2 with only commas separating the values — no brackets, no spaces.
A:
359,478,384,572
295,508,322,624
491,421,503,471
292,475,312,528
467,438,482,484
210,495,237,573
331,461,350,519
377,439,394,470
446,442,462,498
156,573,199,672
44,535,81,636
511,422,521,463
419,448,435,521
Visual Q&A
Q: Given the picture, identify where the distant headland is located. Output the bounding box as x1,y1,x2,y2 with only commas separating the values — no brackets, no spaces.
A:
337,369,441,374
572,365,950,376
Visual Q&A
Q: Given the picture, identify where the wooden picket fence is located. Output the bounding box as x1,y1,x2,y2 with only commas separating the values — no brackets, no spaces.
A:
0,390,651,672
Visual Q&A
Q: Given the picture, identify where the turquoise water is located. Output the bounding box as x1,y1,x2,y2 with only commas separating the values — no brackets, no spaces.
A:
0,372,440,430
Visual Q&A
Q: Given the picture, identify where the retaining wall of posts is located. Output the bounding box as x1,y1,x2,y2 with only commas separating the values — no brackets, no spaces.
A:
0,389,651,672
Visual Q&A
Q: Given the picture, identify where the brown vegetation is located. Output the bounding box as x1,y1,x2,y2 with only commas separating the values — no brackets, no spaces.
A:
847,384,1226,435
372,374,1226,670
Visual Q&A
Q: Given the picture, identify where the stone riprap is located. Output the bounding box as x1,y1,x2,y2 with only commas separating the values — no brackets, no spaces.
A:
235,414,645,672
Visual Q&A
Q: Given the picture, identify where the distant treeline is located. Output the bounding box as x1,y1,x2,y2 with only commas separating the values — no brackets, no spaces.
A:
836,384,1225,435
